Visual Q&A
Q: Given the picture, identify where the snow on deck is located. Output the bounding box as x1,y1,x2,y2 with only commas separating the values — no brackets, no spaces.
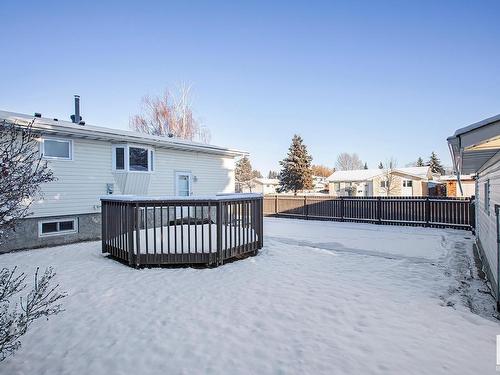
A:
1,218,498,375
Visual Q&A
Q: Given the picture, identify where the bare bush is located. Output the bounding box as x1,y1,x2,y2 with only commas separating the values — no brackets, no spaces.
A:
0,267,66,361
0,120,55,243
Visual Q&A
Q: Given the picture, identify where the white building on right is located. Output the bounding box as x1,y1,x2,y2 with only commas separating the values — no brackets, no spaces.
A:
448,113,500,310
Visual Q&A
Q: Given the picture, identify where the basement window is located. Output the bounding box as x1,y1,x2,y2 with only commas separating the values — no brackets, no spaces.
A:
39,218,78,237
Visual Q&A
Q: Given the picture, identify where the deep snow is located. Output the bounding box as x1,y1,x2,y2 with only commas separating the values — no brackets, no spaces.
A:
0,218,498,375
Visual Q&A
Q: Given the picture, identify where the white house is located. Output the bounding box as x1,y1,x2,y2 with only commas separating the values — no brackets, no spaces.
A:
241,178,280,194
448,113,500,310
328,166,432,197
0,108,245,252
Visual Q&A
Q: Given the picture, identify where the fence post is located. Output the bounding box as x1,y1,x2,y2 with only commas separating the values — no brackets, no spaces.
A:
304,195,308,219
340,196,345,221
377,196,382,224
216,201,223,266
275,195,279,215
425,197,430,227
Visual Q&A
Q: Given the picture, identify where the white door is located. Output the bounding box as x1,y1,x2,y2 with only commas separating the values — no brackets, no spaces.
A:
402,180,413,196
175,172,192,196
175,172,192,219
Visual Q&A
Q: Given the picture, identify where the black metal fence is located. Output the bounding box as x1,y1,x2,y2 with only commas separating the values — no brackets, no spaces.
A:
101,194,264,267
264,195,474,230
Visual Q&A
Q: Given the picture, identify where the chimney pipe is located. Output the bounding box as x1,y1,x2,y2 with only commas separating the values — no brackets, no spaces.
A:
71,95,82,124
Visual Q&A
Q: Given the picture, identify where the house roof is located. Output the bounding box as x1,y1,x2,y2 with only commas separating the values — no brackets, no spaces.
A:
0,110,246,157
447,114,500,174
254,178,279,185
392,166,430,179
327,169,383,182
327,166,430,182
438,174,474,181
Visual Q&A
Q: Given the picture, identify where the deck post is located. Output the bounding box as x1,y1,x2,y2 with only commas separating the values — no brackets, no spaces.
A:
101,201,106,253
135,203,141,267
128,203,135,266
216,201,223,266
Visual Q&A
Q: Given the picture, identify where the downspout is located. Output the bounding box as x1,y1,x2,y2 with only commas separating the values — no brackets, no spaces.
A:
448,137,464,196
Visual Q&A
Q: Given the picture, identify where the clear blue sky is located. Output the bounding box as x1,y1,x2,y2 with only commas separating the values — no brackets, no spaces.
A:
1,0,499,174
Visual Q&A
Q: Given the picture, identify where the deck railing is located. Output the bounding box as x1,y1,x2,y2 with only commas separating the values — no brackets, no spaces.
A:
101,194,264,267
263,195,474,230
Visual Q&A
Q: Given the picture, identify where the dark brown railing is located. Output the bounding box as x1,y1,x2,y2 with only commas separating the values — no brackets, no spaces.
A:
264,195,474,230
101,194,263,267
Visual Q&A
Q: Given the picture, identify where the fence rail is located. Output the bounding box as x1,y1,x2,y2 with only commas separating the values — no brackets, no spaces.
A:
263,195,474,230
101,194,264,267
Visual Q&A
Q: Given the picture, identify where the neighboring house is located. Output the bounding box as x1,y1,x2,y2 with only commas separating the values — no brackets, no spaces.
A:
311,176,329,193
448,113,500,310
328,166,432,197
438,174,476,198
241,178,279,194
1,108,244,252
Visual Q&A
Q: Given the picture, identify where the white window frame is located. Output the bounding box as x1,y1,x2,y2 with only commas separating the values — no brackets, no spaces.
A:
175,171,193,196
112,144,154,173
403,179,413,187
38,218,78,237
40,137,73,161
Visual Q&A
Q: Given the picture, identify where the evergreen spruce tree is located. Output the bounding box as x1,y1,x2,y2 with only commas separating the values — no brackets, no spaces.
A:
416,157,424,167
363,162,368,170
428,152,445,175
378,162,384,169
278,135,313,195
268,170,279,179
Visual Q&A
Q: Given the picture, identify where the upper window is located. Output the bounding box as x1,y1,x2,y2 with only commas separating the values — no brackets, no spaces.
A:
115,147,125,170
380,180,387,188
41,138,72,160
113,145,154,172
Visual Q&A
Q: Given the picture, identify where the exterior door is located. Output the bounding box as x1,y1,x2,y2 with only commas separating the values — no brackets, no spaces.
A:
402,179,413,196
175,172,192,219
175,172,192,196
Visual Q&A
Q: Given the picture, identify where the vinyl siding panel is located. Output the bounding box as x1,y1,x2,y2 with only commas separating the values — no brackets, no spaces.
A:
30,137,237,218
476,152,500,289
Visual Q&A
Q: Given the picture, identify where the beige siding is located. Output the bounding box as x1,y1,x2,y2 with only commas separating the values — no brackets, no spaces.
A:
476,152,500,288
31,137,236,218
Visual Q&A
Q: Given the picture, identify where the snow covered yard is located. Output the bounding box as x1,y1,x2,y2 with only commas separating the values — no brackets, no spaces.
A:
0,218,498,375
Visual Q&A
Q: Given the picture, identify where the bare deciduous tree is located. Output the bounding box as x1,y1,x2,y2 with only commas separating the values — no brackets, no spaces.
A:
0,267,66,361
311,164,334,177
379,157,399,196
335,153,364,171
0,120,55,243
130,84,211,143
